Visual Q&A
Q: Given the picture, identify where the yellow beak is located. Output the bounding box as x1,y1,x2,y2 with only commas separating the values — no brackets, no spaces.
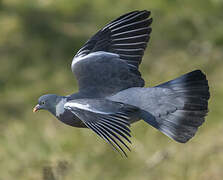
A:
33,104,40,113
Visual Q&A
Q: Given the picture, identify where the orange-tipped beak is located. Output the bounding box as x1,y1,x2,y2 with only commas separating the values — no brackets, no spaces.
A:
33,104,40,113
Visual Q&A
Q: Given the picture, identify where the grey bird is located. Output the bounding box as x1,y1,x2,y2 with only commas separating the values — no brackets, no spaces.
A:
33,10,210,156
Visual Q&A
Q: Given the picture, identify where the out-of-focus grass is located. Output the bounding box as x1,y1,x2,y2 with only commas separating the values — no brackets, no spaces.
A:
0,0,223,180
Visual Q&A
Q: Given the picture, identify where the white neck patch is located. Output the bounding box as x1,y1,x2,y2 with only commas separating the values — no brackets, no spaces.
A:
55,98,67,117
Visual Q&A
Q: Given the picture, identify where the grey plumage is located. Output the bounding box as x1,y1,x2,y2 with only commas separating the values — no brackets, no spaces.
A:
34,10,210,157
108,70,209,143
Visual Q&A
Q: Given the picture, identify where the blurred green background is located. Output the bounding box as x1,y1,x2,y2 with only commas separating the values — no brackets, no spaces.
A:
0,0,223,179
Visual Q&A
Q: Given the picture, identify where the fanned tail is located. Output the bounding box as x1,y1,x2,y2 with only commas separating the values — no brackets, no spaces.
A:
143,70,210,143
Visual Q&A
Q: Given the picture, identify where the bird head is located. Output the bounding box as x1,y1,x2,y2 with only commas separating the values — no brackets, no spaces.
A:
33,94,59,113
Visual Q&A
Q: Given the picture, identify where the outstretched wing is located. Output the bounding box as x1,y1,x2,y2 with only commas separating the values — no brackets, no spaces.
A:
64,99,140,157
74,10,152,69
71,10,152,96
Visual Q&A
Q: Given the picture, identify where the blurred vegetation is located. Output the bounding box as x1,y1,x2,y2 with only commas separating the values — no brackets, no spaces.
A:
0,0,223,179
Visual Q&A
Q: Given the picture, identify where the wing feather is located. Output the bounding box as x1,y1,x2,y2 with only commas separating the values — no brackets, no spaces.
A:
64,99,140,156
74,10,152,70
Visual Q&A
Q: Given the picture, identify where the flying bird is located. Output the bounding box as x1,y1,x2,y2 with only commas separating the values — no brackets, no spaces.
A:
33,10,210,157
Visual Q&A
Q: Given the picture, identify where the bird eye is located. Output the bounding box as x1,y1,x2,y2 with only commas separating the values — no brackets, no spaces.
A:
41,101,45,105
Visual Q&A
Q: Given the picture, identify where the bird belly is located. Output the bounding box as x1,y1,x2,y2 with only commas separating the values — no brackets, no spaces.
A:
58,109,87,128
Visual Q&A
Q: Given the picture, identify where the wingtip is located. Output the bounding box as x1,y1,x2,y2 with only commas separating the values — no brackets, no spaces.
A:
125,10,151,18
142,10,151,16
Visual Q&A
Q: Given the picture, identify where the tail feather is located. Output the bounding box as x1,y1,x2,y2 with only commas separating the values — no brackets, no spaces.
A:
157,70,208,87
143,70,210,143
